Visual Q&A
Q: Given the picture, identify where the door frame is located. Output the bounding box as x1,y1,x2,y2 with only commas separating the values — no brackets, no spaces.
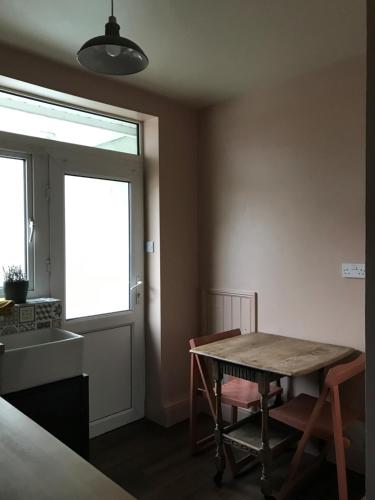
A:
48,141,145,436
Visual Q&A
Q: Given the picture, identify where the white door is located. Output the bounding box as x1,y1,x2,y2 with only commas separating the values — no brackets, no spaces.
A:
49,143,144,437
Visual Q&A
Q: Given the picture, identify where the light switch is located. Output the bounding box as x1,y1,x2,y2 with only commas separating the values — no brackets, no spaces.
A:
341,263,365,279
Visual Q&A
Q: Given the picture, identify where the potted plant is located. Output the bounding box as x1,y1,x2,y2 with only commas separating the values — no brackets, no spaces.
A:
2,265,29,304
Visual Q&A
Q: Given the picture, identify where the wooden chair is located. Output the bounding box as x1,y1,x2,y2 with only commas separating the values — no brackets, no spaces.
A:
189,328,282,475
270,352,365,500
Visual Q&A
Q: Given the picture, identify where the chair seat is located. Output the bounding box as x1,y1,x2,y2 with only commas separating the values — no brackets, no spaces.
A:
220,378,282,409
270,393,359,441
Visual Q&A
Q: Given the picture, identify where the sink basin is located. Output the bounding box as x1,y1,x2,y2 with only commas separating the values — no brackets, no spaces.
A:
0,328,83,394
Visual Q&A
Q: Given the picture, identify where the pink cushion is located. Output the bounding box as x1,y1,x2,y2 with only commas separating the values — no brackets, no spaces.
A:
221,378,282,409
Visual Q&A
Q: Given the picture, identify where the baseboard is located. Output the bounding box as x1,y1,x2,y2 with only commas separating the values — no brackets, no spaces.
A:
89,407,143,438
163,398,190,427
146,397,190,428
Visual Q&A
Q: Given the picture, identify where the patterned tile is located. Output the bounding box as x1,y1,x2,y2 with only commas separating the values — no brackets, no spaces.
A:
0,325,18,335
51,302,62,319
0,308,19,326
35,303,52,322
37,320,51,330
52,319,62,328
19,305,35,323
18,322,36,332
0,298,62,336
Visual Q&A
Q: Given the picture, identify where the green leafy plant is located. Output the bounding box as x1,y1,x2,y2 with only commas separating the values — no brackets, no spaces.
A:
2,265,27,282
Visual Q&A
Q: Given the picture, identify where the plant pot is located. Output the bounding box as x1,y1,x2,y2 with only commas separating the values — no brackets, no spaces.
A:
3,281,29,304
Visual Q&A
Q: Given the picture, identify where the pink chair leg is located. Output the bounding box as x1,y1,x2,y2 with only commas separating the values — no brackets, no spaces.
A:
278,388,329,499
288,388,328,482
331,386,348,500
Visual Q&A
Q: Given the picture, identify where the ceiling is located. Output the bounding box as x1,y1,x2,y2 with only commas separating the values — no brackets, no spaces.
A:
0,0,366,107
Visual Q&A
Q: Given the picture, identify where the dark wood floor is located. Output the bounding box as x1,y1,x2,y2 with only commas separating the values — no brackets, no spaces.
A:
90,417,365,500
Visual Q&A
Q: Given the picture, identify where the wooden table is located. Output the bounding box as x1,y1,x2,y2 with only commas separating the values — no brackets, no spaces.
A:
0,397,135,500
190,332,354,499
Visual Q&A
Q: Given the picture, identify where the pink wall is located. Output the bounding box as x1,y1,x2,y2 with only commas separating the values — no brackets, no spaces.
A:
0,43,199,425
198,55,366,470
199,56,365,351
0,43,366,433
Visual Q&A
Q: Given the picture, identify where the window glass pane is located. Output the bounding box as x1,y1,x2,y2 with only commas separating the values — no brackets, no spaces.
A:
0,157,27,280
0,91,138,155
65,175,130,319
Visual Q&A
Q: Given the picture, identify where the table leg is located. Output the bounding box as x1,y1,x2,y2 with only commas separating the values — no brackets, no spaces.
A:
213,361,225,487
318,368,325,392
258,374,273,498
275,378,283,406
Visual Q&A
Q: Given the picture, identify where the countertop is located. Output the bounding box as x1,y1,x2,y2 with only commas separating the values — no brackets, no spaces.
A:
0,397,135,500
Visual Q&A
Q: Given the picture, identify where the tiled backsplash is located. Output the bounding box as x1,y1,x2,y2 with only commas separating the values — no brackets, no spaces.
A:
0,298,62,335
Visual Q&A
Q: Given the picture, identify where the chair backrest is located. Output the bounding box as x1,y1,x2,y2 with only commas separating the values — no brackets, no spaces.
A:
281,353,365,500
189,328,241,349
189,329,242,417
202,290,258,335
325,353,365,389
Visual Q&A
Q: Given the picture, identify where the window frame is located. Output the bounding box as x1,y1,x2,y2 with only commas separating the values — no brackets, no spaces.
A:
0,149,35,293
0,134,50,299
0,86,143,301
0,89,141,156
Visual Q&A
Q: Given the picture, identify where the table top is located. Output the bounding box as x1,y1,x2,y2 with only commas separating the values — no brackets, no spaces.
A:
0,397,135,500
190,332,355,377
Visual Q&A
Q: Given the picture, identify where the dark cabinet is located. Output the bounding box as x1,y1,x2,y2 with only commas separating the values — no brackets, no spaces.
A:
4,374,89,459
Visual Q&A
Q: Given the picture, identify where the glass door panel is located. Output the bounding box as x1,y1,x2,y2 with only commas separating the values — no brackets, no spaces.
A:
64,175,130,319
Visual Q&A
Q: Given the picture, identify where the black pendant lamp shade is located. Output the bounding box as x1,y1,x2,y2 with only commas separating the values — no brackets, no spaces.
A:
77,1,148,76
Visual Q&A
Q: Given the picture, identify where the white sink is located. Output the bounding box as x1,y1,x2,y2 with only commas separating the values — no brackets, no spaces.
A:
0,328,83,395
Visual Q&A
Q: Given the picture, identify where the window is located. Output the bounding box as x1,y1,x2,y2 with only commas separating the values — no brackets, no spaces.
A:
0,153,33,287
0,91,139,155
64,175,130,319
0,90,141,301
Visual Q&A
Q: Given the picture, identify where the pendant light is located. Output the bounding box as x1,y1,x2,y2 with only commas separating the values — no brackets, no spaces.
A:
77,0,148,75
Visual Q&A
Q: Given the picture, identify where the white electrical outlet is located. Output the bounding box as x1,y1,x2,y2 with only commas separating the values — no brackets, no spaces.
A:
341,263,365,279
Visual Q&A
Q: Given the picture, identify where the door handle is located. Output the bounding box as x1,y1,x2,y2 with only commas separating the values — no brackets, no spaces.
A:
131,279,143,305
130,280,143,291
28,217,35,244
